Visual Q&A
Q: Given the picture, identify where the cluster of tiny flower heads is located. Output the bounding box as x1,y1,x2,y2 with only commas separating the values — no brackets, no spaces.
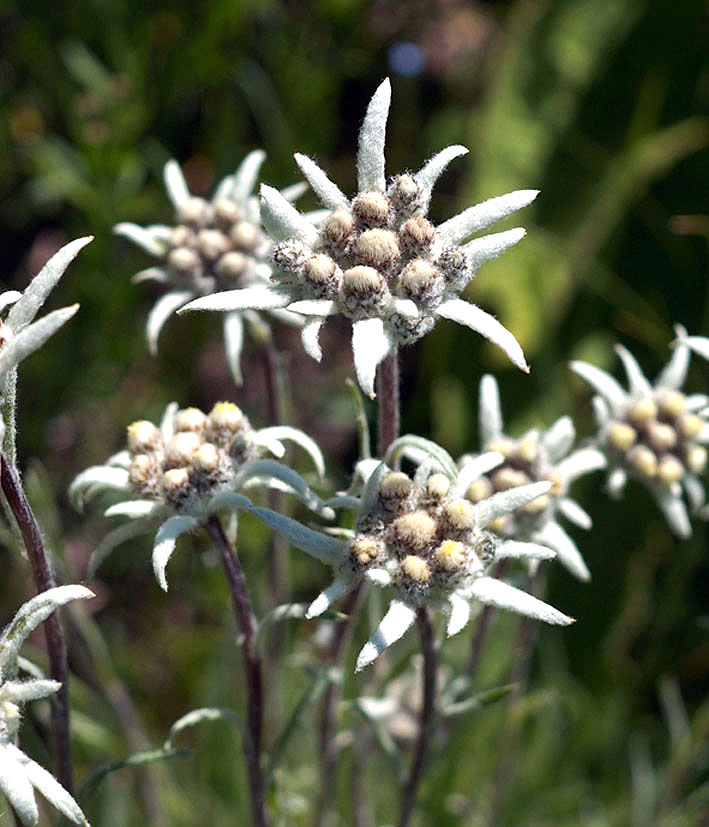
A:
126,402,257,511
272,176,472,345
603,390,707,487
346,468,497,605
464,434,561,537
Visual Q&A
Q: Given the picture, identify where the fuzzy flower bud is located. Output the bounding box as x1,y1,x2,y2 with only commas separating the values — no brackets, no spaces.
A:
127,420,161,452
607,422,637,452
399,555,431,583
392,511,438,550
352,191,391,227
433,539,467,572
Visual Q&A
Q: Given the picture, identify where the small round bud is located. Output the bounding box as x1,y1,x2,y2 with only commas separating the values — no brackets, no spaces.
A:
127,420,161,453
129,454,155,487
379,471,412,501
213,198,242,227
304,254,336,285
162,467,191,492
645,421,677,453
442,498,477,531
398,259,440,300
607,422,637,452
426,473,451,499
321,209,354,245
436,246,467,284
273,240,309,275
628,445,658,478
392,511,438,550
433,539,467,572
399,217,435,254
515,436,539,465
165,431,202,466
179,197,210,226
352,191,391,226
491,467,530,491
466,477,493,503
355,229,400,268
168,246,200,274
487,438,517,458
192,442,219,473
216,251,248,280
389,175,420,215
197,229,230,261
627,398,657,424
657,455,684,486
342,265,385,295
676,412,703,440
686,444,707,474
522,494,550,515
175,407,207,432
349,535,382,566
169,225,194,248
399,555,431,583
209,401,244,431
230,221,261,250
657,390,686,419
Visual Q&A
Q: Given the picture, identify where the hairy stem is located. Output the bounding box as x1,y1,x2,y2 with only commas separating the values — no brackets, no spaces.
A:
398,607,437,827
377,348,400,457
206,514,269,827
0,451,73,792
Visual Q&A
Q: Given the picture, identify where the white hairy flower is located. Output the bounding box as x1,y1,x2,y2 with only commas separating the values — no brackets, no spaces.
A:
571,326,709,538
250,436,573,671
70,401,331,590
459,374,606,581
0,586,94,826
179,79,537,397
114,152,306,384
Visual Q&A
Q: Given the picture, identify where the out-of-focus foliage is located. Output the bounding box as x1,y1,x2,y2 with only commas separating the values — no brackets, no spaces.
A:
1,0,708,823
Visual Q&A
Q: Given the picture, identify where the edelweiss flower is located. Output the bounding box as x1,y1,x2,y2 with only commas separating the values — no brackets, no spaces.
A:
180,80,537,397
114,152,305,383
70,401,331,590
459,374,606,581
250,436,573,671
571,329,709,538
0,585,93,826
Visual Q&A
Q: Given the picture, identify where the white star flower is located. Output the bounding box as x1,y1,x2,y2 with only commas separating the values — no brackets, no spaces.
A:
70,401,331,590
114,152,307,384
249,436,573,671
179,80,537,397
571,327,709,538
459,374,606,581
0,585,94,826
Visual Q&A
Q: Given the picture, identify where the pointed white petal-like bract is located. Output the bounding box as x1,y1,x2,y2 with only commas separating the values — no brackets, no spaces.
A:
653,489,691,539
306,575,352,618
255,426,326,476
87,519,154,578
234,459,329,514
0,744,39,825
456,451,504,495
533,520,591,581
248,506,344,565
540,416,575,463
294,154,349,211
223,311,244,385
446,592,471,637
206,491,252,514
479,374,503,445
468,577,574,625
683,474,705,513
132,266,169,284
287,299,335,317
104,500,159,519
11,746,90,825
357,78,391,193
3,679,62,704
463,228,526,274
355,599,417,672
230,149,266,204
556,447,606,483
352,317,393,398
437,190,539,246
69,466,130,509
281,181,309,203
496,541,556,561
679,334,709,361
364,567,391,586
163,160,190,209
414,145,468,212
146,290,193,355
655,334,690,390
615,344,652,396
591,395,612,428
557,497,593,529
301,317,325,361
0,291,22,313
259,184,319,245
152,515,198,591
474,481,552,527
180,285,291,314
436,300,528,373
570,360,627,411
114,222,169,258
0,304,79,379
8,237,92,331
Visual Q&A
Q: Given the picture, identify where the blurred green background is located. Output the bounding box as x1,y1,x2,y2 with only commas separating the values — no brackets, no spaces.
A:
1,0,708,823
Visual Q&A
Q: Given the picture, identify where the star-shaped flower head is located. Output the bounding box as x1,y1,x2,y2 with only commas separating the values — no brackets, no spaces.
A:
459,374,606,581
70,401,331,590
0,585,93,826
114,152,305,383
571,328,709,538
180,79,538,397
250,436,573,671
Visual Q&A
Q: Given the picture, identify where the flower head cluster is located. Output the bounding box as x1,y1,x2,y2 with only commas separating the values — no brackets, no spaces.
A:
115,152,304,383
571,330,709,537
0,586,93,826
460,375,605,580
71,401,329,589
251,436,573,671
181,80,537,397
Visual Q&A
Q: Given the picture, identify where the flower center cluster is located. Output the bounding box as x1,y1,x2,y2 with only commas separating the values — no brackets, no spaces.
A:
605,390,707,485
465,436,561,536
348,469,497,605
271,176,472,344
165,197,265,293
126,402,257,510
